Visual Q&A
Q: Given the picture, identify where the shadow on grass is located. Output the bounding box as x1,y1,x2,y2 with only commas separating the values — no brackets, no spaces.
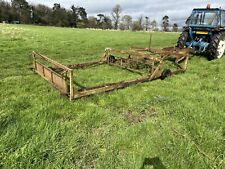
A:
74,81,87,90
140,157,166,169
192,52,210,61
0,112,18,133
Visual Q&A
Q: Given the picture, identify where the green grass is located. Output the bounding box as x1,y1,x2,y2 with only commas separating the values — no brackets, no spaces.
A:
0,24,225,169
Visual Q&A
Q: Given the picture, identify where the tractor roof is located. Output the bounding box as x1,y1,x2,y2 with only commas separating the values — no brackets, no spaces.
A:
193,8,225,11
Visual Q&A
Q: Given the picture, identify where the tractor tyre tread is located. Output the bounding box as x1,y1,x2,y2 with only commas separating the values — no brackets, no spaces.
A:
207,32,225,60
177,31,188,48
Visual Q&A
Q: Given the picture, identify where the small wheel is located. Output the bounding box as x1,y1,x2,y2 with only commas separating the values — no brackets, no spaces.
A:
207,32,225,60
161,69,172,80
177,31,189,48
108,55,116,63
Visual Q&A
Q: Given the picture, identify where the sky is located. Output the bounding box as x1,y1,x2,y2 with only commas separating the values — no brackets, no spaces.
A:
7,0,225,26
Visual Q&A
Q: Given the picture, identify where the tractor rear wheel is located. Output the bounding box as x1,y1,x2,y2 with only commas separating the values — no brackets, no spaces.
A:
177,31,189,48
207,32,225,60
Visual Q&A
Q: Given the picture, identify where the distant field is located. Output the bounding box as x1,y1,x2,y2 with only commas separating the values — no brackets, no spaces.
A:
0,24,225,169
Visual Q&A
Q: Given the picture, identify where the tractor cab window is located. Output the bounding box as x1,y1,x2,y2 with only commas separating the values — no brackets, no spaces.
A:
190,12,202,25
190,11,219,26
203,12,218,26
221,11,225,27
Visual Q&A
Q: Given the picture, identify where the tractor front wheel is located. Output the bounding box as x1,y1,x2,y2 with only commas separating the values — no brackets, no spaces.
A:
177,31,189,48
207,32,225,60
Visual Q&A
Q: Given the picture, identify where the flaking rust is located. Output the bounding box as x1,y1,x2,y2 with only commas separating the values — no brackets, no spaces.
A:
32,47,192,100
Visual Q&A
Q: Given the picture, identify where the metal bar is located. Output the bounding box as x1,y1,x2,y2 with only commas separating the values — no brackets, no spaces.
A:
67,61,105,69
32,51,72,71
108,63,143,75
73,76,159,99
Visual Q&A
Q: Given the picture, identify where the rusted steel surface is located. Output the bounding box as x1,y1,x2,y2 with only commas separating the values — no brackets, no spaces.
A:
68,61,105,69
74,76,156,99
32,51,74,99
34,61,68,94
32,47,192,101
33,51,72,71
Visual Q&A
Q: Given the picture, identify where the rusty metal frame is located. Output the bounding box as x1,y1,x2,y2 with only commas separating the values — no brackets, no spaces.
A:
32,51,74,101
32,47,192,100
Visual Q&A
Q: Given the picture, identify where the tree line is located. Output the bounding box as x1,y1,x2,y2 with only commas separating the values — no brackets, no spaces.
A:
0,0,179,32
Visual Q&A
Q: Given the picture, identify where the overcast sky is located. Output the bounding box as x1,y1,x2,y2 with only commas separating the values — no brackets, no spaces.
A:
8,0,225,25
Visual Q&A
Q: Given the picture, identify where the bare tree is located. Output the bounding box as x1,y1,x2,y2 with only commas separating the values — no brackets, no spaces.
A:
150,20,157,31
119,23,125,30
111,4,122,30
121,15,132,30
132,16,143,31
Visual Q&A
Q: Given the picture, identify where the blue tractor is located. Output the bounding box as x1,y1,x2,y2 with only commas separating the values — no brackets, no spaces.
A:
177,4,225,60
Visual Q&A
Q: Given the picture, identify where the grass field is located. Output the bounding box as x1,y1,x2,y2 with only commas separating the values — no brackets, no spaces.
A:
0,24,225,169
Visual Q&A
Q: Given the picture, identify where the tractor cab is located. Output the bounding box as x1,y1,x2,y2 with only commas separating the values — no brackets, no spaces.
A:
188,8,222,28
178,4,225,60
